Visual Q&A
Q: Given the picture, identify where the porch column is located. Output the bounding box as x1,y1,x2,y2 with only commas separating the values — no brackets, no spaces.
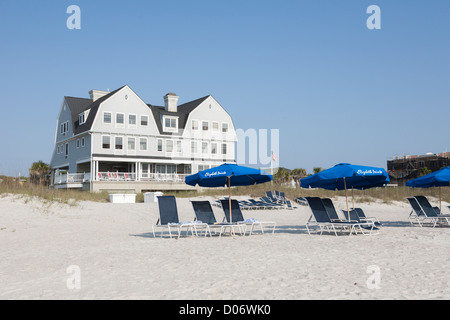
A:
135,162,140,181
95,161,99,181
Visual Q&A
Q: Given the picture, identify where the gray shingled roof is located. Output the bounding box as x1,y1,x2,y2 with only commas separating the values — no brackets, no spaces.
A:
64,86,209,136
148,95,210,135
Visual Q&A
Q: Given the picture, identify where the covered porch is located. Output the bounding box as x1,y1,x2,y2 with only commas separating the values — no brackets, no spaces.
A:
52,159,194,190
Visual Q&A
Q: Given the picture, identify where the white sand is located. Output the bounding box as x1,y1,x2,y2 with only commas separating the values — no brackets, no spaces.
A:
1,193,450,300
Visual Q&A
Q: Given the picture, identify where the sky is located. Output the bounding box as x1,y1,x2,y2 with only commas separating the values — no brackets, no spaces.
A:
0,0,449,176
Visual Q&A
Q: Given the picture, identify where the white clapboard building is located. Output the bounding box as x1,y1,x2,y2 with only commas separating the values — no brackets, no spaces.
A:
50,85,237,192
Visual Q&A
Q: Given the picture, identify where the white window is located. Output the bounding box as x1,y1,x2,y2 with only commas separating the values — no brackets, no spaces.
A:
104,112,112,124
139,138,147,151
202,121,209,131
166,140,173,153
222,143,227,155
222,123,229,133
211,142,217,155
191,141,197,154
202,142,208,154
115,137,123,150
65,143,69,159
192,120,199,130
176,140,182,153
129,114,136,126
116,113,124,124
60,121,69,135
127,137,135,151
198,165,209,172
79,113,85,125
57,145,60,154
157,139,163,152
140,115,148,126
81,137,85,147
212,122,219,131
163,116,178,132
102,136,111,149
76,139,80,148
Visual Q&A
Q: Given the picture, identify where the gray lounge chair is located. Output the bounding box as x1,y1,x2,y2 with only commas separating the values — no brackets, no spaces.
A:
153,196,207,238
220,199,276,235
261,197,283,209
353,208,382,227
407,197,426,226
305,197,376,236
321,198,346,222
413,196,450,228
191,200,240,236
265,191,278,203
279,192,287,204
286,200,296,210
248,199,269,210
342,209,380,234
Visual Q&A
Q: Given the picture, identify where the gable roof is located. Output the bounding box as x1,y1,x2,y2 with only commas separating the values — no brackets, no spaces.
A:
65,86,126,135
64,85,210,136
148,95,210,135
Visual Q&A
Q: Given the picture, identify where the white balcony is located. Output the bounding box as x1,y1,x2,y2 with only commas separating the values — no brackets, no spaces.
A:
54,173,91,185
53,172,189,188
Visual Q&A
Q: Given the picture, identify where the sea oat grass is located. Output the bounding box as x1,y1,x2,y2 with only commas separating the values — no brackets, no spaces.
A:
2,180,449,205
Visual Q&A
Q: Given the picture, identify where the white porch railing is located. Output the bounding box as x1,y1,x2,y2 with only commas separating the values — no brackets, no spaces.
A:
97,172,137,181
97,172,188,183
54,173,91,185
140,173,188,183
54,172,189,184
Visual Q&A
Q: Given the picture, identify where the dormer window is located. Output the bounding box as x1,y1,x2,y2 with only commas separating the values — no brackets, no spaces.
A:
78,109,90,125
79,113,85,125
162,116,178,132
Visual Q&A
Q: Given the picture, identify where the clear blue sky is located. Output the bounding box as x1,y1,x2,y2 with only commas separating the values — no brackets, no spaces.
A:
0,0,449,176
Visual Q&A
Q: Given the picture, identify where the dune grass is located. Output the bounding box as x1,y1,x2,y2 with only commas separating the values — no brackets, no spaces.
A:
0,180,109,205
1,180,449,206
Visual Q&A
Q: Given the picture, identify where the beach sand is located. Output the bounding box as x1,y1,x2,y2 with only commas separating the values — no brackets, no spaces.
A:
1,193,450,300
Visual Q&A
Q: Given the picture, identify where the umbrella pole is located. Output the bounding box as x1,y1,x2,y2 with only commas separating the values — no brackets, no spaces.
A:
344,177,350,219
439,186,442,213
228,176,232,225
352,187,355,209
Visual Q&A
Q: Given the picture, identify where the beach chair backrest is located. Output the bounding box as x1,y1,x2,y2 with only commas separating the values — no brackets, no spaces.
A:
414,196,438,217
266,191,276,201
321,198,340,221
191,201,216,225
280,192,285,200
354,208,366,218
157,196,179,225
342,209,361,222
407,198,423,216
261,197,271,204
305,197,331,223
220,199,244,223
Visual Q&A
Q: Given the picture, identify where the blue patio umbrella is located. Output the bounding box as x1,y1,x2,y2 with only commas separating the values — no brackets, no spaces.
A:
185,163,272,222
300,163,390,212
406,167,450,211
